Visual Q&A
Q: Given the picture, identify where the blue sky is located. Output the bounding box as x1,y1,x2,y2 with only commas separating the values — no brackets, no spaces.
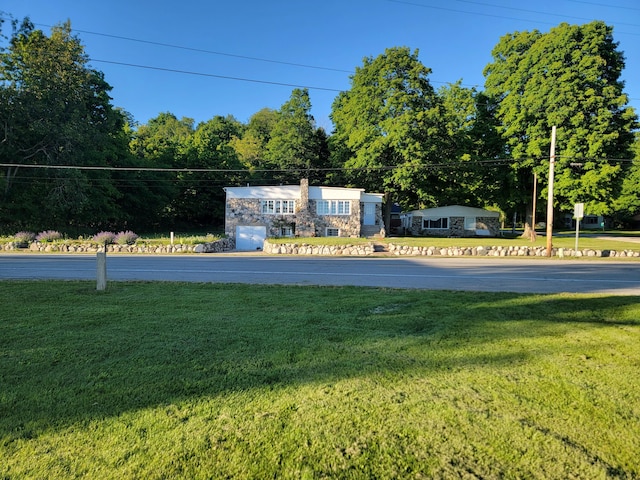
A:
2,0,639,131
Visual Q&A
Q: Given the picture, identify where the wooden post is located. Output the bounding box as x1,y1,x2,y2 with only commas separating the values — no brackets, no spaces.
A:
545,126,557,257
97,244,107,291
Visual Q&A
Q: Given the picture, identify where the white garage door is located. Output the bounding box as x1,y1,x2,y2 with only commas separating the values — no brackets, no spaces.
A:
236,226,266,251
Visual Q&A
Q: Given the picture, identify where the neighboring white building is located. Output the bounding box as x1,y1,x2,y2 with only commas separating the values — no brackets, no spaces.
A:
224,179,384,250
563,213,606,230
401,205,501,237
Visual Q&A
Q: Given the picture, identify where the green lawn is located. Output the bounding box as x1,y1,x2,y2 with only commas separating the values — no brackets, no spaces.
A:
2,281,639,478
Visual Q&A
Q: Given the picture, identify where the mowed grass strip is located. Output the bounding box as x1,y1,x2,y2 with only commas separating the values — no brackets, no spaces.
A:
1,281,639,479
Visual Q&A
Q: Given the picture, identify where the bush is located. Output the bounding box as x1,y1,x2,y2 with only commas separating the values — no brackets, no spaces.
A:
92,231,116,245
115,231,139,245
13,231,36,248
35,230,62,243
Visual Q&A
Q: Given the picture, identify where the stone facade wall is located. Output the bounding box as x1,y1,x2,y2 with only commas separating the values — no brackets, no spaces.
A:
474,216,502,237
407,215,500,237
309,200,362,237
225,197,366,238
225,198,279,237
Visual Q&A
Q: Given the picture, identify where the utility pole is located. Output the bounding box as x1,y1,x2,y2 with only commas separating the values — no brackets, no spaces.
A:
545,126,557,257
531,173,537,242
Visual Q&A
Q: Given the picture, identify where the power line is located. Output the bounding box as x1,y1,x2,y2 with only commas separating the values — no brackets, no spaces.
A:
1,157,633,175
385,0,640,36
90,59,344,93
565,0,640,12
30,22,355,75
453,0,640,28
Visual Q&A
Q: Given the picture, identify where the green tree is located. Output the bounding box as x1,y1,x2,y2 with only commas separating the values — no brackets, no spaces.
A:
436,82,507,209
0,19,131,233
172,115,244,228
330,47,448,215
129,113,194,228
265,88,329,184
484,21,638,234
613,132,640,225
229,108,277,182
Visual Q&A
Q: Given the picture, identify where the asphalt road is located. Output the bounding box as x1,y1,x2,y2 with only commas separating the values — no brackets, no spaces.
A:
1,254,639,295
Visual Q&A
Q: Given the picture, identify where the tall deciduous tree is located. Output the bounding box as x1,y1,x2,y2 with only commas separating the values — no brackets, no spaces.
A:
229,108,277,182
330,47,448,213
613,132,640,225
129,112,195,228
174,115,244,228
484,21,637,234
0,18,129,232
265,88,329,184
437,82,507,209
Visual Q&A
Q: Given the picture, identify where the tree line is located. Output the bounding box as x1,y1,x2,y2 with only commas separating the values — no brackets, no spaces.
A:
1,17,638,236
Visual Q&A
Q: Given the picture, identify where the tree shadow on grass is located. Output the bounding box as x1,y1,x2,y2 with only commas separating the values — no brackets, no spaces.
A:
1,281,638,441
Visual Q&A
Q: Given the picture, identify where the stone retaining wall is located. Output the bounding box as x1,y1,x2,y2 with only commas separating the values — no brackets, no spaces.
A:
2,238,638,258
387,243,640,258
263,240,375,256
263,241,639,258
1,238,235,254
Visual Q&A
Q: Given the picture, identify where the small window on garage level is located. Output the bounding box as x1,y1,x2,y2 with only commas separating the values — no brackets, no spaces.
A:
280,226,294,237
326,228,340,237
423,217,448,229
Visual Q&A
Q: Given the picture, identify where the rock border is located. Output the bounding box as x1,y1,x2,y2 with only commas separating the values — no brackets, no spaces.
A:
263,241,640,258
1,238,235,254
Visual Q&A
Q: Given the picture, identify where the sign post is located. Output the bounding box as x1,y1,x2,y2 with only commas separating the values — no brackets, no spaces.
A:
574,202,584,253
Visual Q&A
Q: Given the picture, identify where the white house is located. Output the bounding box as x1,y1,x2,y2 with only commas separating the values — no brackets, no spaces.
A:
401,205,501,237
224,179,384,250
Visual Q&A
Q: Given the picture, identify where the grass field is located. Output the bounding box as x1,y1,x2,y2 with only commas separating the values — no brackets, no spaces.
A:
2,281,639,478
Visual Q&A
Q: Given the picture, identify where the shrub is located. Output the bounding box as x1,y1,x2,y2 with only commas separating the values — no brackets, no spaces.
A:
14,231,36,248
115,230,139,245
36,230,62,243
92,231,116,245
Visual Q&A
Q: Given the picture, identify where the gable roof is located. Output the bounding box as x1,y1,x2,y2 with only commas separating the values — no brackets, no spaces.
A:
407,205,500,218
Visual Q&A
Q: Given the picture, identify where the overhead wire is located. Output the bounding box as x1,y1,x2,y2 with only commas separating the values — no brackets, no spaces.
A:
565,0,640,12
90,58,344,93
1,157,633,174
385,0,640,35
452,0,640,28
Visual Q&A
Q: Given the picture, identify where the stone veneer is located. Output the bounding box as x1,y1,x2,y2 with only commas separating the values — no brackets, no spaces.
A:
225,179,385,239
225,198,379,238
408,215,501,237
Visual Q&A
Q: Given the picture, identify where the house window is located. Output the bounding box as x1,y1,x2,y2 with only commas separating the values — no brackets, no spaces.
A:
423,217,448,229
261,200,295,215
464,217,476,230
280,226,294,237
326,228,340,237
584,216,598,225
317,200,351,216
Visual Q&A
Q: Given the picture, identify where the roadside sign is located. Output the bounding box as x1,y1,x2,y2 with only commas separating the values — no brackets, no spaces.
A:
574,203,584,220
